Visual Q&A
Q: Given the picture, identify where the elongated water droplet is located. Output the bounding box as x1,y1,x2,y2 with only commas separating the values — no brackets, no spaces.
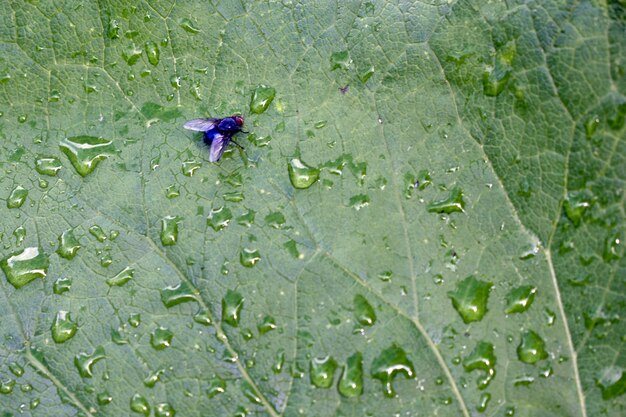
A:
597,367,626,400
179,18,200,33
505,286,537,314
145,41,160,66
13,226,26,246
74,346,105,377
57,229,81,260
51,311,78,343
349,194,370,210
273,349,285,374
517,330,548,364
371,345,415,397
463,341,496,389
0,380,15,394
258,315,277,334
160,215,180,246
447,275,492,323
207,377,226,398
207,207,232,231
59,136,115,177
427,187,465,213
35,156,62,176
353,294,376,326
89,225,107,242
160,281,198,307
143,369,163,388
155,402,176,417
1,247,49,288
9,363,24,377
241,380,262,405
288,158,320,189
7,185,28,208
250,85,276,114
240,248,261,267
106,266,134,287
223,191,244,202
130,393,150,416
310,356,338,388
477,392,491,412
150,327,174,350
182,160,201,176
338,352,363,397
222,290,244,327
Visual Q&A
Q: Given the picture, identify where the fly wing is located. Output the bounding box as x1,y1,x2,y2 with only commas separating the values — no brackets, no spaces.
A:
209,133,230,162
183,118,220,132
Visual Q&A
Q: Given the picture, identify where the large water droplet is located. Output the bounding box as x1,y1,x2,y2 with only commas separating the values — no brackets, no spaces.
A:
57,229,81,260
35,156,63,176
160,216,180,246
207,207,232,231
240,248,261,267
74,346,105,377
150,327,174,350
59,136,115,177
353,294,376,326
338,352,363,397
427,187,465,213
1,247,49,288
207,377,226,398
106,266,134,287
0,380,15,394
160,281,199,307
155,402,176,417
371,345,415,397
447,275,493,323
517,330,548,364
288,158,320,189
51,311,78,343
597,367,626,400
505,285,537,314
250,85,276,114
222,290,244,327
310,356,338,388
130,393,150,416
7,185,28,208
145,41,160,66
463,341,496,389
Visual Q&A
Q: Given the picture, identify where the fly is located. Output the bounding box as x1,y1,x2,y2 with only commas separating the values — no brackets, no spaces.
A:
183,115,245,162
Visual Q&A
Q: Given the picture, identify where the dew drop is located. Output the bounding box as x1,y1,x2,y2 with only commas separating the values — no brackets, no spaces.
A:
97,391,113,405
223,191,244,202
150,327,174,350
106,266,134,287
258,315,277,334
563,190,592,226
160,281,199,307
57,229,81,260
482,41,515,96
7,185,28,209
240,248,261,268
122,47,142,66
603,231,624,262
237,209,255,227
310,356,338,389
1,247,49,289
35,156,63,176
9,363,24,377
130,393,150,416
288,158,320,189
222,290,244,327
241,380,262,405
128,313,141,327
207,377,226,398
144,41,160,66
160,215,180,246
179,18,200,33
250,85,276,114
427,187,465,214
463,341,496,389
207,207,232,231
89,225,107,242
504,285,537,314
597,367,626,400
371,345,415,397
353,294,376,326
349,194,370,210
273,349,285,374
517,330,548,364
447,275,492,323
51,311,78,343
0,380,15,394
165,184,180,199
358,66,375,83
338,352,363,397
59,136,115,177
193,310,213,326
107,19,120,39
155,402,176,417
17,115,27,123
143,369,163,388
264,211,286,229
330,50,350,71
74,346,105,377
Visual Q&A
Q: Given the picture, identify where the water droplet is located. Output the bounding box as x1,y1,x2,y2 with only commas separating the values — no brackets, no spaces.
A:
371,345,415,397
240,248,261,268
165,184,180,199
273,349,285,374
241,380,262,405
8,363,24,377
504,406,516,416
427,187,465,214
130,393,150,416
288,158,320,189
143,369,163,388
258,315,277,334
309,356,338,389
155,402,176,417
128,313,141,327
265,211,286,229
7,185,28,208
35,156,63,176
482,41,515,96
222,290,244,327
237,209,255,227
517,330,548,364
603,231,624,262
447,275,492,323
284,240,302,259
74,346,105,377
106,266,134,287
330,50,351,70
89,225,107,242
1,247,49,289
144,41,160,66
150,327,174,350
107,19,120,39
13,226,26,245
160,281,199,307
59,136,115,177
358,66,375,83
353,294,376,326
597,367,626,400
207,207,232,231
179,18,200,33
193,310,213,326
84,84,97,93
160,216,180,246
0,380,15,394
504,285,537,314
100,254,113,267
56,229,81,260
463,341,496,389
51,311,78,343
97,391,113,405
338,352,363,397
250,85,276,114
17,115,27,123
207,377,226,398
223,191,244,202
53,278,71,295
477,392,491,412
123,46,142,66
349,194,370,210
182,160,201,176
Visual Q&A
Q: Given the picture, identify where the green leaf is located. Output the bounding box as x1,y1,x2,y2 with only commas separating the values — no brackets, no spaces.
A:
0,1,624,416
